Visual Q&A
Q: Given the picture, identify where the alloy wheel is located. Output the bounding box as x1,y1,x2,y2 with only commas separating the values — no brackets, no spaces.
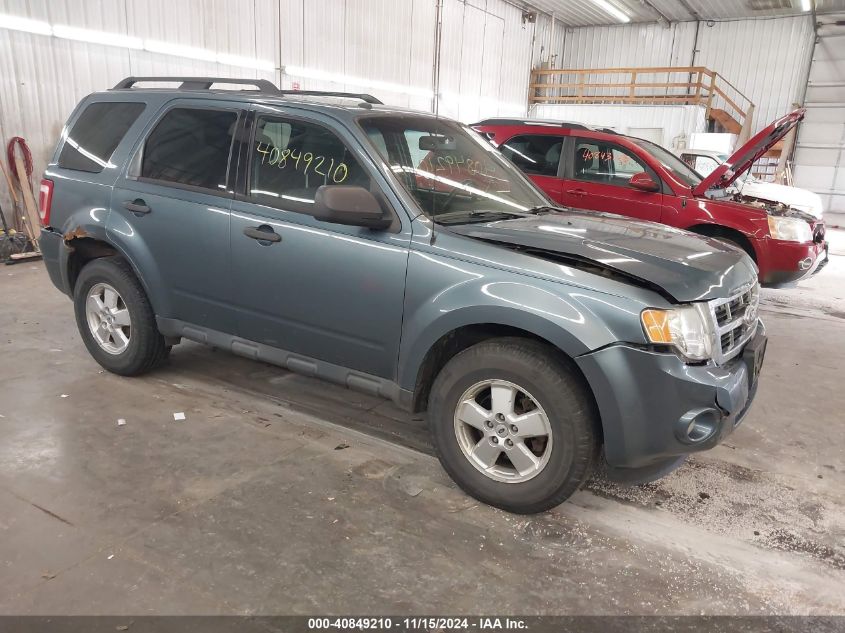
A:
453,379,553,483
85,282,132,355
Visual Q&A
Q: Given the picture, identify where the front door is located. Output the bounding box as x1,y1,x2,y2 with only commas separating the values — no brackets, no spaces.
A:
109,102,240,333
559,137,664,222
228,108,411,379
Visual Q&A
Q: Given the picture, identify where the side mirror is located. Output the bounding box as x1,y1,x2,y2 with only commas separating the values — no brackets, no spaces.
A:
313,185,391,230
629,172,660,192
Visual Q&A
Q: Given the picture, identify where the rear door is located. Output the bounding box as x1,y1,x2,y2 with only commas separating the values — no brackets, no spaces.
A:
109,101,240,333
559,136,664,222
498,133,565,203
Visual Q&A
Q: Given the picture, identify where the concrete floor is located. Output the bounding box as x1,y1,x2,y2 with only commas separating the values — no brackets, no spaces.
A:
1,234,844,616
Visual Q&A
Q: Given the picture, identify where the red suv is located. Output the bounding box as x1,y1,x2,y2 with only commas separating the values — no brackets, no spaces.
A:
473,110,828,286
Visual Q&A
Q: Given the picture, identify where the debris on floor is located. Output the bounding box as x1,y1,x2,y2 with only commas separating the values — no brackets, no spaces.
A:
117,418,126,426
173,412,186,421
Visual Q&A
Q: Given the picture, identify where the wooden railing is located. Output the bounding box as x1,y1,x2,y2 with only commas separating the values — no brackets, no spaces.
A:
529,66,756,145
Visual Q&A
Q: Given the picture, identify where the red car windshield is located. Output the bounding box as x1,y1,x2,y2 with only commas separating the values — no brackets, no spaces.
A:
629,138,703,189
359,116,548,222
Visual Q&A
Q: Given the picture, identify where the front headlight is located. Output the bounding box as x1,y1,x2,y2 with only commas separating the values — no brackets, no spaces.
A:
641,304,713,362
768,215,812,242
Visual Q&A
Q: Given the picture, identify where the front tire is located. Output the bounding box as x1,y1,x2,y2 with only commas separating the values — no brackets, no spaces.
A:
73,256,168,376
428,338,598,514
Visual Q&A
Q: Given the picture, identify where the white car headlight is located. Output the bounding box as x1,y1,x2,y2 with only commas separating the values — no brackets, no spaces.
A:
768,215,812,242
641,304,713,362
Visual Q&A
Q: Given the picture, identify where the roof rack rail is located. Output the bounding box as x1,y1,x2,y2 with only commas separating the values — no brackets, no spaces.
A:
278,90,383,105
473,117,590,130
112,76,281,93
111,78,384,105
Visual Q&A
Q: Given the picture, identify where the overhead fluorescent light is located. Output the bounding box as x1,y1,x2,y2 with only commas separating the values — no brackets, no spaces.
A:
590,0,631,23
801,0,812,11
53,24,143,49
1,14,52,35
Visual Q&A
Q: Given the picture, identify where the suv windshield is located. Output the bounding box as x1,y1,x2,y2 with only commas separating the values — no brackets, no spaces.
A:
630,138,703,189
359,116,548,223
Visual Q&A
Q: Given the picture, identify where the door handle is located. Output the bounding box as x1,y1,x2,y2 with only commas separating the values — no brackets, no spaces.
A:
243,225,281,243
566,189,587,197
124,199,151,214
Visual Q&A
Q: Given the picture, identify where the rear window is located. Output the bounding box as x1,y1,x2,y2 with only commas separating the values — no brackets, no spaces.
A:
58,102,146,173
141,108,238,191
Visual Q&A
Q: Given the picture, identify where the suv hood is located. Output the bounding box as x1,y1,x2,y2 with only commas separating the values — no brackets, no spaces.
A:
693,108,805,197
447,212,757,302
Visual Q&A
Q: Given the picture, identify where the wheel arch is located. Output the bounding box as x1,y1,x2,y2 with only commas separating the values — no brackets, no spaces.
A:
61,222,169,316
405,318,602,444
687,223,758,262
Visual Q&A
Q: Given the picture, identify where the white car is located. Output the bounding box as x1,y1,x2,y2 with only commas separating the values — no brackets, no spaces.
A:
677,148,823,220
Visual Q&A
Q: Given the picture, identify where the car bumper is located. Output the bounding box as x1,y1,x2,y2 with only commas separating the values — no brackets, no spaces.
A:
39,227,70,295
759,237,828,286
575,322,766,481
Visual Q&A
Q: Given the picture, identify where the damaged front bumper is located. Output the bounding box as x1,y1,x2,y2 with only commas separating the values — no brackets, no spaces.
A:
575,322,767,484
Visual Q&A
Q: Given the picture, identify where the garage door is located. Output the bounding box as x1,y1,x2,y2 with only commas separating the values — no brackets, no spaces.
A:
793,13,845,215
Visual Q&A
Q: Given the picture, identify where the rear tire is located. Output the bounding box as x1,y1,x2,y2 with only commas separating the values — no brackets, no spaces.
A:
73,256,168,376
428,337,598,514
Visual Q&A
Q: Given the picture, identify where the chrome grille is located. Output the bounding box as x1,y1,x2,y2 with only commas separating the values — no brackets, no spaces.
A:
709,281,760,364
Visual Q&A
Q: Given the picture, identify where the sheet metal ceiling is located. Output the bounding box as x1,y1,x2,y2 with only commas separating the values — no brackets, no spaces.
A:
525,0,845,26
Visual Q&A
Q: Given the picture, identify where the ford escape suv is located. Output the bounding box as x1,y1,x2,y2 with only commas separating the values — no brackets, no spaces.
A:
473,110,828,286
39,77,766,514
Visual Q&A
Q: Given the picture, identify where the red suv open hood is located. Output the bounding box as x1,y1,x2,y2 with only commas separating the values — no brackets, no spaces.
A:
692,108,805,197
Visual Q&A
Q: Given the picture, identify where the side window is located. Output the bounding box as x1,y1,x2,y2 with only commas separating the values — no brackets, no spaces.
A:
573,139,650,187
499,134,562,177
141,108,238,191
250,116,371,208
58,102,146,173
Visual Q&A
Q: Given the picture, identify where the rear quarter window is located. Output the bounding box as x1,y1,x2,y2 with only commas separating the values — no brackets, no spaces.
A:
58,102,146,173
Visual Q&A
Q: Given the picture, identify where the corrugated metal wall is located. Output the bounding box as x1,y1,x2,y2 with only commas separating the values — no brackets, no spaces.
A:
552,17,814,137
0,0,278,215
694,16,814,135
0,0,536,216
531,104,707,149
557,21,697,69
792,12,845,214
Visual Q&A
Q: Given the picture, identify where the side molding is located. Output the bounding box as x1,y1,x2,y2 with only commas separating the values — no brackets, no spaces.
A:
157,317,413,410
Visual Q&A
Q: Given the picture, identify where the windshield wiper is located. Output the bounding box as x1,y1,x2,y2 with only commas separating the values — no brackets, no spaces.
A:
525,204,566,215
435,209,534,225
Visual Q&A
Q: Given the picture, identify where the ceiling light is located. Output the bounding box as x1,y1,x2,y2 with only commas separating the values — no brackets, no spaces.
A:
590,0,631,23
801,0,812,11
53,25,142,49
0,14,52,35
